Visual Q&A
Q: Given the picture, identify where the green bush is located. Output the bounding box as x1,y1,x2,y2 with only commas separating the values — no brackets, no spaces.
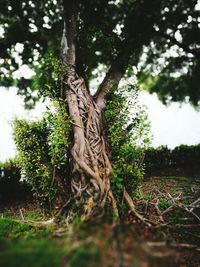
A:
0,158,21,183
144,144,200,172
0,158,30,203
13,118,54,208
13,102,71,209
104,85,152,202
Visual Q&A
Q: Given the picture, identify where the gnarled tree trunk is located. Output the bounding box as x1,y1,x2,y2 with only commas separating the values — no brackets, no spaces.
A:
64,71,118,219
58,0,135,221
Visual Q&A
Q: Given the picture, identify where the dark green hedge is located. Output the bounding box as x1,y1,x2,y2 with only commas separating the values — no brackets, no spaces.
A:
0,159,30,203
144,144,200,172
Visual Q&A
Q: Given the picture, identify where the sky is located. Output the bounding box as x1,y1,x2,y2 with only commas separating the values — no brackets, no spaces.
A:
140,91,200,148
1,87,200,161
0,87,48,161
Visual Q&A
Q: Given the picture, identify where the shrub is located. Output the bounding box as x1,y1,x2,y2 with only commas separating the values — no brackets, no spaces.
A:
13,101,71,209
0,158,21,181
13,117,55,208
103,85,152,202
0,158,29,203
144,144,200,173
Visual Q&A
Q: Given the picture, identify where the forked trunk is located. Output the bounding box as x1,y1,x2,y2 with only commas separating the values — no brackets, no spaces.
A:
63,70,118,220
58,0,131,221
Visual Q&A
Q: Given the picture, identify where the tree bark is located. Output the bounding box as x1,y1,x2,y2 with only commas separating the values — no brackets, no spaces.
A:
64,73,119,219
58,1,118,219
58,0,138,221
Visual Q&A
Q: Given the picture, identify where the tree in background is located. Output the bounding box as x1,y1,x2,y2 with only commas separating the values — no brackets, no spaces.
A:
0,0,199,219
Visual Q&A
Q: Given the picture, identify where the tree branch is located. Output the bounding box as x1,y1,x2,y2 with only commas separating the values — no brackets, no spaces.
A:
93,0,156,110
94,41,132,110
61,0,79,66
157,31,200,59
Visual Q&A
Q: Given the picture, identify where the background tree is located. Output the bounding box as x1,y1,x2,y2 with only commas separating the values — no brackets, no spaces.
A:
0,0,199,219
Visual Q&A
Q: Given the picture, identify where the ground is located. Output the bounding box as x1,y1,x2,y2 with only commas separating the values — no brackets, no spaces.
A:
0,174,199,267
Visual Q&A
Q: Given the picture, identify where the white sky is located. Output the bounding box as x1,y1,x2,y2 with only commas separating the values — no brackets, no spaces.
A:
0,87,200,161
140,91,200,148
0,87,48,161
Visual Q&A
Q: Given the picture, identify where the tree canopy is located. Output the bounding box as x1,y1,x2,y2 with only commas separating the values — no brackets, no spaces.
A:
0,0,199,106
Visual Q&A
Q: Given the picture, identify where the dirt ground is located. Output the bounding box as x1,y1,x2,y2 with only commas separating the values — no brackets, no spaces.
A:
0,175,200,267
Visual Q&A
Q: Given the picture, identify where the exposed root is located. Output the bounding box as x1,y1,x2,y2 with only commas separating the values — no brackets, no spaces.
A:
14,218,55,227
56,198,73,219
124,188,152,226
63,71,146,222
147,241,200,252
131,185,200,229
109,190,119,220
65,72,116,218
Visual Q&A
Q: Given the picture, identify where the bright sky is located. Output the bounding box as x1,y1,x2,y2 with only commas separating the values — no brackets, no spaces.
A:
140,91,200,148
0,87,200,161
0,87,48,161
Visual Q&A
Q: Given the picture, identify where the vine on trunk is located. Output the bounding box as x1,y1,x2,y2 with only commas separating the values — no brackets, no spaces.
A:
14,48,151,222
63,70,118,220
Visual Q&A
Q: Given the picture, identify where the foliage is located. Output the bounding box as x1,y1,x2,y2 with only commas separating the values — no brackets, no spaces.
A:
144,144,200,172
103,85,152,201
46,102,71,170
0,0,199,106
0,158,30,203
33,50,67,100
0,218,64,267
0,158,21,184
158,199,172,211
13,104,71,208
68,243,100,267
13,118,54,207
0,218,53,239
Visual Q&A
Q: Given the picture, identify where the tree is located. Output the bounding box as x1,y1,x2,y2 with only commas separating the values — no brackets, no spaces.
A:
0,0,199,219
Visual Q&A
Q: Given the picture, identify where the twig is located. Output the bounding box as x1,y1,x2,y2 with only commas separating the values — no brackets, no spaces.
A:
176,204,200,223
14,218,55,227
187,198,200,210
124,188,152,226
155,199,165,223
147,241,200,251
161,205,174,216
19,209,24,221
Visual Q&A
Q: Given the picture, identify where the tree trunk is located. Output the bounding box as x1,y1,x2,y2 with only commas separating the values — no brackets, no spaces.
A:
62,69,118,220
58,0,128,221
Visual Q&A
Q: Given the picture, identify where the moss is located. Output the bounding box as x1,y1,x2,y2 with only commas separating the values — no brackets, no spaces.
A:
158,199,172,211
0,238,64,267
0,218,16,237
0,218,53,239
68,243,100,267
0,217,66,267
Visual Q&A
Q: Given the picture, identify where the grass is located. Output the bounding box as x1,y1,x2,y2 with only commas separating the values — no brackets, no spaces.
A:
0,239,64,267
0,217,102,267
0,218,66,267
0,218,53,239
158,199,172,211
68,243,100,267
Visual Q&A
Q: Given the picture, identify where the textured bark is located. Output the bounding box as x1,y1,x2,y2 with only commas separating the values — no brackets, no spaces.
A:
58,1,119,220
64,72,118,219
94,45,131,111
58,0,136,220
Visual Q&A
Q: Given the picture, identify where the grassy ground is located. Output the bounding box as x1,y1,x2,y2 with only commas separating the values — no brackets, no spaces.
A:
0,175,199,267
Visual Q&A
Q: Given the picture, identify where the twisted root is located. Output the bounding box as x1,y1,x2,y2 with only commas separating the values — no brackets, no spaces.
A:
66,74,115,219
